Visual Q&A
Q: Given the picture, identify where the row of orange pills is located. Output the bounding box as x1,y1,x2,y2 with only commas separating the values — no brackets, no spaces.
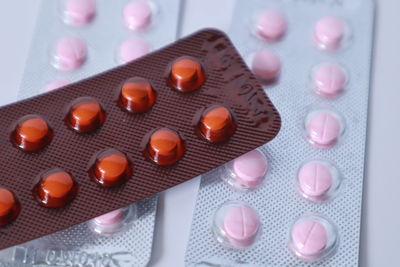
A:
0,56,238,226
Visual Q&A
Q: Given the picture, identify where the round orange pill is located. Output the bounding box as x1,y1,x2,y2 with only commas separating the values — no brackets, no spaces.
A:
91,149,133,187
146,128,185,166
119,77,156,113
169,56,205,92
12,115,53,152
199,105,237,143
66,97,106,133
0,188,20,227
33,169,78,208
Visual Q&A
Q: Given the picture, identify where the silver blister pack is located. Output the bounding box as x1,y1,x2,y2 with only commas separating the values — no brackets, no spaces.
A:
186,0,374,266
4,0,182,266
0,198,156,267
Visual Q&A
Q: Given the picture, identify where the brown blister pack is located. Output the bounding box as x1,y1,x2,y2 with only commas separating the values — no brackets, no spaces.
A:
0,29,280,249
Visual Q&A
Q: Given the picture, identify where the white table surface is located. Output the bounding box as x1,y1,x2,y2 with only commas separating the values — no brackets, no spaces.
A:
0,1,398,266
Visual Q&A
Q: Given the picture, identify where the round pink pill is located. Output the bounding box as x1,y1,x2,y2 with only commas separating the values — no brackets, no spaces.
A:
306,111,342,148
119,37,151,63
123,0,152,31
291,219,328,259
223,206,260,248
256,9,287,41
65,0,95,26
44,79,70,92
298,162,332,198
53,37,87,71
313,64,346,97
94,209,123,226
251,50,281,81
314,16,346,51
232,150,268,188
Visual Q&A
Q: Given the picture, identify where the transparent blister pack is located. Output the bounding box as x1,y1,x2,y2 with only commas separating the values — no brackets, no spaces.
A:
8,0,182,266
186,0,374,266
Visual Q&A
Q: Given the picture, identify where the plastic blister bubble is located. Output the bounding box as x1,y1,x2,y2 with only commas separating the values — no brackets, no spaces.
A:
296,159,341,202
310,62,349,98
289,213,338,261
304,108,346,148
221,149,269,191
213,201,261,249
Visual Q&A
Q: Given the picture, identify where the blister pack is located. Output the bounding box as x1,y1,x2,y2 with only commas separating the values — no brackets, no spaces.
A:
0,28,280,254
1,0,181,266
186,0,374,266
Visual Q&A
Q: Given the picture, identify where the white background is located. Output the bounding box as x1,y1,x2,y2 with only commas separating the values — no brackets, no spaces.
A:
0,1,398,266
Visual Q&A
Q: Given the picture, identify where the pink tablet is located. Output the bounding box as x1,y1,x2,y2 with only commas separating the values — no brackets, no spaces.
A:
298,162,332,198
314,16,346,51
89,207,135,235
306,111,342,148
213,201,260,249
251,49,281,81
256,9,287,42
290,215,337,261
53,37,87,71
291,219,328,259
94,209,123,226
313,64,346,97
231,150,268,189
223,205,260,248
123,0,153,31
65,0,96,26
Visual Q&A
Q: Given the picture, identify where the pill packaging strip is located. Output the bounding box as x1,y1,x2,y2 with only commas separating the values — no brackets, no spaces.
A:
0,197,156,267
185,0,374,266
0,29,280,251
2,0,181,264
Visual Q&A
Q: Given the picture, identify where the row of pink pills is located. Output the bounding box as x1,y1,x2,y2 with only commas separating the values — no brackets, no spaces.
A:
120,0,154,62
213,10,347,259
215,200,340,259
293,13,346,262
253,9,346,260
225,151,341,200
213,198,338,259
214,151,266,248
46,0,155,91
250,10,349,96
255,9,347,49
251,52,348,101
296,14,348,261
252,10,348,147
215,138,340,258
